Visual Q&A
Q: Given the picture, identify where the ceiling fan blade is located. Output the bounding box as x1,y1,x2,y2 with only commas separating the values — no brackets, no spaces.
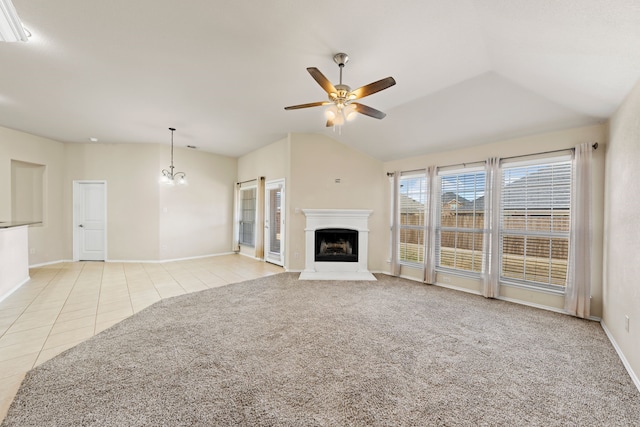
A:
353,103,387,119
307,67,337,95
284,101,329,110
350,77,396,100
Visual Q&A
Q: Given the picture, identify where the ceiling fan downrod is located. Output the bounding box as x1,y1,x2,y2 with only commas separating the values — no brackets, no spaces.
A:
333,52,349,85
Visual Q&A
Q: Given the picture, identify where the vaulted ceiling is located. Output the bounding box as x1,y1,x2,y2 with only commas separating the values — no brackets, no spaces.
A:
2,0,639,161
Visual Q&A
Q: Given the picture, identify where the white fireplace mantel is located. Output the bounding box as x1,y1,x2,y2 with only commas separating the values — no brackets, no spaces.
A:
299,209,376,281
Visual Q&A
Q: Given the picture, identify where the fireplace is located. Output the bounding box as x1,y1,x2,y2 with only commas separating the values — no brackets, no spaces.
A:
300,209,375,281
315,228,358,263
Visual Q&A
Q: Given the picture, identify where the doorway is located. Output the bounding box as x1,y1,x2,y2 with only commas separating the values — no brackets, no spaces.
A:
73,181,107,261
264,179,284,266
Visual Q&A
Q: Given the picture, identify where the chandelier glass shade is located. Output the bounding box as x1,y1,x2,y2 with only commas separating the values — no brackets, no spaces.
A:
160,127,187,185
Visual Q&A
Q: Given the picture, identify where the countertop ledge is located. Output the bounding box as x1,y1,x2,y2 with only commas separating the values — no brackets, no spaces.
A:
0,221,42,229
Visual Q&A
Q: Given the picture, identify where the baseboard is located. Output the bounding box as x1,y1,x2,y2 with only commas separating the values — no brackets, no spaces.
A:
600,321,640,393
437,281,483,296
496,295,568,315
29,259,70,268
29,253,242,266
0,276,30,304
107,252,236,263
395,273,484,297
237,252,264,261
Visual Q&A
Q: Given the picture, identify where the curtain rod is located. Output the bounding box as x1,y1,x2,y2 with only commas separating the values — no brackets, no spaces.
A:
387,168,425,177
435,160,486,171
501,142,598,162
236,176,265,186
236,178,256,186
386,143,598,176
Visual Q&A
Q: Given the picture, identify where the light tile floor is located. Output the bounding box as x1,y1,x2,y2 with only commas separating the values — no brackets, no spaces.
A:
0,254,284,421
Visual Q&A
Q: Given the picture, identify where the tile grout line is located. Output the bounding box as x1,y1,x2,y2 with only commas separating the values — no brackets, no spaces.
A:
0,266,65,342
93,263,106,336
32,263,88,368
141,263,165,302
160,262,190,295
0,266,74,361
121,263,136,316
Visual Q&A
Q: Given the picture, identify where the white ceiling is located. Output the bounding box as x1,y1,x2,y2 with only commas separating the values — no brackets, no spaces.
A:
2,0,640,161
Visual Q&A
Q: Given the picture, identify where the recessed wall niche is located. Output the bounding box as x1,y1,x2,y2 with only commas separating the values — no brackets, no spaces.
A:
11,160,45,224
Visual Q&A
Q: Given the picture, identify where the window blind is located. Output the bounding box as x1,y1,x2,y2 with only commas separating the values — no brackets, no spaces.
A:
500,159,572,289
435,170,486,274
398,172,426,265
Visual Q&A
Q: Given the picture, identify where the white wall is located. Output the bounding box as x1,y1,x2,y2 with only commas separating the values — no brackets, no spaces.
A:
236,138,290,261
288,133,386,272
64,143,163,260
237,138,290,183
0,126,237,264
603,79,640,384
383,124,607,317
159,146,237,260
64,142,237,261
236,134,387,272
0,127,65,265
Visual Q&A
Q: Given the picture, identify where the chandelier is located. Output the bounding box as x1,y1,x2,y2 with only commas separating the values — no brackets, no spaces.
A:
160,127,187,185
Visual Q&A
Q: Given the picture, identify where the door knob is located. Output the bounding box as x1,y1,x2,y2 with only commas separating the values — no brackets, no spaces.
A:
78,224,84,228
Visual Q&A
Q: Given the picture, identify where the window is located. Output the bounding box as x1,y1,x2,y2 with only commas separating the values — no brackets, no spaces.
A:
500,158,571,290
436,170,485,274
398,173,426,265
239,187,256,246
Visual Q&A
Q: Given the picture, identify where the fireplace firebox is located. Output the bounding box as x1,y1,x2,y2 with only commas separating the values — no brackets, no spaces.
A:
315,228,358,262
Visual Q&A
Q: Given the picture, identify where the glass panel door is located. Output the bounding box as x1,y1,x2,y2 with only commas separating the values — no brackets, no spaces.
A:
265,180,285,266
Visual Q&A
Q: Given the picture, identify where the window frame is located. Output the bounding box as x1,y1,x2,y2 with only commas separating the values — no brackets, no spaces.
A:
397,172,426,267
499,155,572,293
435,167,486,277
238,186,257,247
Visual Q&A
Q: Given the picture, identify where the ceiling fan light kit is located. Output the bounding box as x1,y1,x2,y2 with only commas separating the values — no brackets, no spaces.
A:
284,52,396,129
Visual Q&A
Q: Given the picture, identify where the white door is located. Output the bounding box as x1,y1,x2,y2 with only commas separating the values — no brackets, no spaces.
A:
264,179,284,266
73,181,106,261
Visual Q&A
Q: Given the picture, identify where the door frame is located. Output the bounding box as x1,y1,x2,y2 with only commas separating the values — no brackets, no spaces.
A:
73,180,107,262
264,179,285,267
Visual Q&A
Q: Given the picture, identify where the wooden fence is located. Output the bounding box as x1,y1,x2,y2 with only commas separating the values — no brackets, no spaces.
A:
399,243,567,286
401,211,570,268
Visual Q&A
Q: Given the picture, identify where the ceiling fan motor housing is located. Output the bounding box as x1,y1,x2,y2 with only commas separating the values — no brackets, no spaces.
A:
330,84,353,107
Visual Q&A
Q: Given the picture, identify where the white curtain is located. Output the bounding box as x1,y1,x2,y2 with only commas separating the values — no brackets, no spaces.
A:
481,157,501,298
423,166,437,284
254,177,266,259
564,143,593,318
232,182,241,252
390,172,401,276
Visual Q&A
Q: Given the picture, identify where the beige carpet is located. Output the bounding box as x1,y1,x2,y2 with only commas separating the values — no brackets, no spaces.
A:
3,273,639,426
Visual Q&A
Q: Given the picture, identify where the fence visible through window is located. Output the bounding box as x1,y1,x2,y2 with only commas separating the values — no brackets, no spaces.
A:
436,170,486,274
500,160,571,289
398,173,426,265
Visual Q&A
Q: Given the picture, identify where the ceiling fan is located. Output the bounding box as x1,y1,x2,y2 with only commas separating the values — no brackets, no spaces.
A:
284,53,396,127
